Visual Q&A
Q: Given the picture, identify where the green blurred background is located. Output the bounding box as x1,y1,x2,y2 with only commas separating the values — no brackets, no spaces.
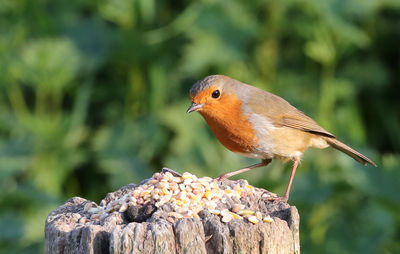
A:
1,0,399,253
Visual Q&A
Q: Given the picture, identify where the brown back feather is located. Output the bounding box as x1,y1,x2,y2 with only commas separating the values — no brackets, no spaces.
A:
239,83,335,138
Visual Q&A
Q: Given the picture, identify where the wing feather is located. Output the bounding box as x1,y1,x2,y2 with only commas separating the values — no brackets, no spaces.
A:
241,85,335,138
280,112,335,138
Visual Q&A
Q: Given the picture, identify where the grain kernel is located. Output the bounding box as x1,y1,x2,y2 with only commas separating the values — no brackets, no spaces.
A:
210,209,221,215
164,172,173,179
230,212,243,220
157,181,168,189
183,179,193,185
168,212,183,219
181,172,193,179
192,188,203,195
205,201,217,211
84,202,94,212
161,187,170,195
248,216,259,224
88,207,100,214
220,209,230,217
191,182,202,189
132,189,141,198
198,178,210,187
237,210,255,216
175,200,184,206
119,204,128,212
148,179,158,185
189,195,199,201
221,214,233,223
232,204,244,213
263,216,273,223
90,213,100,220
204,190,213,200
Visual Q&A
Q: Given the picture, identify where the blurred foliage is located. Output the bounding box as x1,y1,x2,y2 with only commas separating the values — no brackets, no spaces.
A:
0,0,399,253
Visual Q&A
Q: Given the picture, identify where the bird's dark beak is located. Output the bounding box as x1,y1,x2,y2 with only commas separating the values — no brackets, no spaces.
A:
186,103,203,113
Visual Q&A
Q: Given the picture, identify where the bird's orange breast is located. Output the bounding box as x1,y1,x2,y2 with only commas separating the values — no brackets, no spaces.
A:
199,94,257,154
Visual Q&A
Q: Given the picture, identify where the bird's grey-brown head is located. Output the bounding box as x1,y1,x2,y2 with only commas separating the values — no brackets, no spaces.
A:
189,75,224,98
187,75,238,114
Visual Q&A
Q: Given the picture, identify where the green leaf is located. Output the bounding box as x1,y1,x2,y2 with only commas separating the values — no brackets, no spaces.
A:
15,38,81,92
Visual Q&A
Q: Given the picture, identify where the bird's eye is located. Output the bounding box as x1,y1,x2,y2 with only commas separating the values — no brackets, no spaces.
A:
211,90,220,99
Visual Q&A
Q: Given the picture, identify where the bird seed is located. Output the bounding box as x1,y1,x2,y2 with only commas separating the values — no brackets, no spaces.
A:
86,171,275,225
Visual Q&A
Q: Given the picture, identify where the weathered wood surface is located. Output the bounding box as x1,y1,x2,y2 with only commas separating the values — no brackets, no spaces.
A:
45,170,300,254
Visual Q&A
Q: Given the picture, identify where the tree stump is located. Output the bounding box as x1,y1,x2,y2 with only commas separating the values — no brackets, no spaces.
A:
45,168,300,254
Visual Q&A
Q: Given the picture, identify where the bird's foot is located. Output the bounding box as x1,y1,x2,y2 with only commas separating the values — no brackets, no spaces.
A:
267,195,289,204
216,173,229,181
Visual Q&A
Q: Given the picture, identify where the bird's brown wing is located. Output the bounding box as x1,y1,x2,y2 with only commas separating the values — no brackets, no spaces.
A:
279,111,335,138
245,87,335,138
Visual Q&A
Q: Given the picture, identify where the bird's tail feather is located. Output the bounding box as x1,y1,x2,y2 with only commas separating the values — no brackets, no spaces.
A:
326,138,377,167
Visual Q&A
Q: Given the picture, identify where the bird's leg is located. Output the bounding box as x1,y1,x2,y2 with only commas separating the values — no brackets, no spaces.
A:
218,159,272,180
268,159,299,203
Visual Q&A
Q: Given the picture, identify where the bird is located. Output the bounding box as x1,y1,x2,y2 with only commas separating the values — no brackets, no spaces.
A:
186,75,376,202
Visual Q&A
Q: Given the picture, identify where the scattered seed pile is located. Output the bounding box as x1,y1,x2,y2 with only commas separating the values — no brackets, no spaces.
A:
86,170,274,225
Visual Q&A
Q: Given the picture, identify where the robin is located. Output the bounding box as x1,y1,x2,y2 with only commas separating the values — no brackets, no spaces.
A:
187,75,376,202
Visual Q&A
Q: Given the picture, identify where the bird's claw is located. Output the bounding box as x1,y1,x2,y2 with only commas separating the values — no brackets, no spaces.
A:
216,174,228,181
267,195,289,204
